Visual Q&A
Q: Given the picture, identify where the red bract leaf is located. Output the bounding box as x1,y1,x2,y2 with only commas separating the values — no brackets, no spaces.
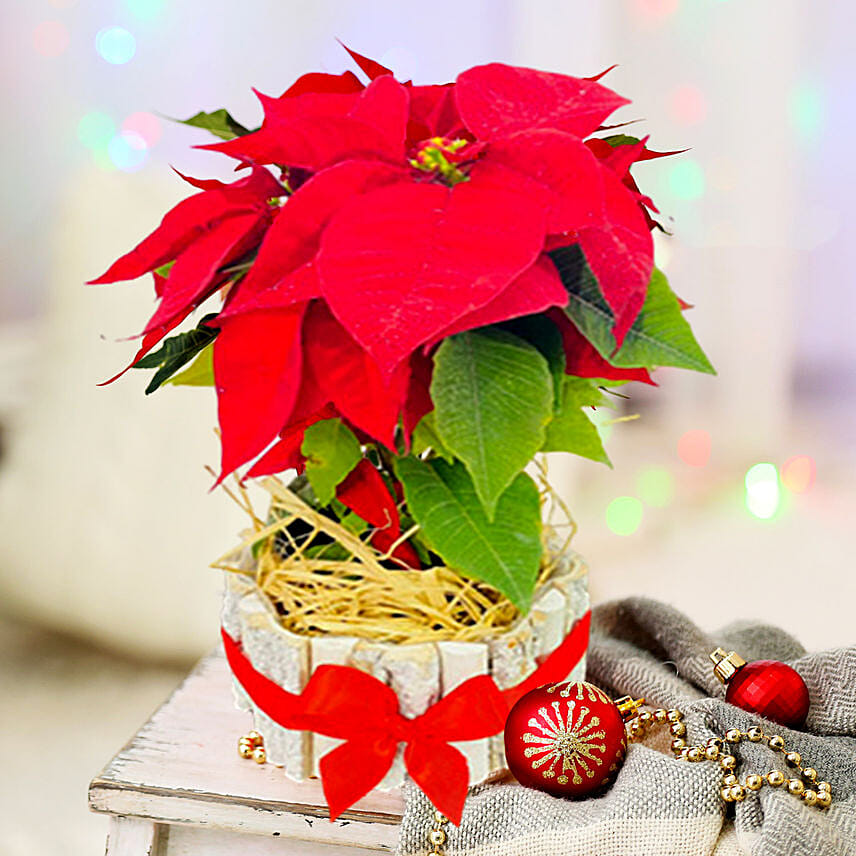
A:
473,130,605,233
89,168,281,285
577,169,653,346
98,303,195,386
214,304,307,480
338,42,394,81
173,165,284,202
244,403,337,479
89,194,233,284
407,84,463,142
402,351,434,440
317,180,546,375
143,212,266,334
585,64,618,82
336,458,398,532
370,529,422,569
200,76,409,172
432,256,568,342
301,302,409,449
224,160,407,317
548,309,654,385
455,63,630,141
281,70,364,98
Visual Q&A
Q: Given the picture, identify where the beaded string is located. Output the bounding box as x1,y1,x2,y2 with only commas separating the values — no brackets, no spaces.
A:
625,707,833,808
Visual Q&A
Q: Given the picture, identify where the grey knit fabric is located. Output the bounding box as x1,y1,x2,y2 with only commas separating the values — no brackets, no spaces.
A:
398,597,856,856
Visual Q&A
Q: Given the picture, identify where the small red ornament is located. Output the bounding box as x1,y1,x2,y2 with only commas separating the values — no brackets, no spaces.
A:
504,680,628,798
710,648,810,729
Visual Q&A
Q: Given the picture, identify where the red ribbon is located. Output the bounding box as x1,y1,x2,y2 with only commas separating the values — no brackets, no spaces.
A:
222,609,591,824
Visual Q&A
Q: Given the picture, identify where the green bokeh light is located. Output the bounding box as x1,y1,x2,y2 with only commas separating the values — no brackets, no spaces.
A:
605,496,644,536
788,83,823,143
77,111,115,149
637,467,674,507
124,0,166,20
668,159,706,200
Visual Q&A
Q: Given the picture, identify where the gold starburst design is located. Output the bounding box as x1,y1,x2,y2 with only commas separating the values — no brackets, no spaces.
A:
521,698,608,785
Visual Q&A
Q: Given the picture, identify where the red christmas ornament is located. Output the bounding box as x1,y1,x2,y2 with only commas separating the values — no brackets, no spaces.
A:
504,680,628,798
710,648,810,729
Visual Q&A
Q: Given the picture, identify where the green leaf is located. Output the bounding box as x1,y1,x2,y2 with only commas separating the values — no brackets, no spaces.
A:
500,314,566,409
395,457,542,611
601,133,641,148
542,378,611,465
154,260,175,278
411,412,454,463
174,109,250,141
550,246,715,374
132,314,219,394
300,418,362,505
166,344,214,387
432,329,554,518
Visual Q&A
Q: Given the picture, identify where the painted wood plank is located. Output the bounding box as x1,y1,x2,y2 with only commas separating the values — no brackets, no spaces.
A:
89,650,403,851
105,816,164,856
164,823,387,855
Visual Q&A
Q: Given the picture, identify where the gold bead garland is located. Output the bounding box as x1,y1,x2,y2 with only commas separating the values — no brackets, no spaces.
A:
235,702,833,856
625,707,833,809
237,730,267,765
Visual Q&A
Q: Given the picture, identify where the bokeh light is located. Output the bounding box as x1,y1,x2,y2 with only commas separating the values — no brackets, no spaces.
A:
668,160,706,200
606,497,644,536
637,467,674,507
125,0,166,20
745,463,781,520
96,26,136,65
668,85,707,125
122,112,162,147
677,429,711,467
108,131,148,172
33,20,70,57
781,455,816,494
77,112,116,149
632,0,680,19
788,82,823,143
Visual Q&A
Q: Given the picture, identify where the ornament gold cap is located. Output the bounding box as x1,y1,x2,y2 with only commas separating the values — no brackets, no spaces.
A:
709,647,747,684
615,696,646,720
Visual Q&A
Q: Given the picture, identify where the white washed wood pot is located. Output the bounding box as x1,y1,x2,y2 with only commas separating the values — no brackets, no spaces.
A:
221,549,589,790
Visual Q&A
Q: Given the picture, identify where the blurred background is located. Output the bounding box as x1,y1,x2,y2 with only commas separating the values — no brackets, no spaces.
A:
1,0,853,853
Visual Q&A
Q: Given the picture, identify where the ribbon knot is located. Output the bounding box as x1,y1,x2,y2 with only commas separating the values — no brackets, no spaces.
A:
221,609,591,825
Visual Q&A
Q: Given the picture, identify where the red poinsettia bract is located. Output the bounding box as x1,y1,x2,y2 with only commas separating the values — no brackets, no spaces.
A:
91,53,659,482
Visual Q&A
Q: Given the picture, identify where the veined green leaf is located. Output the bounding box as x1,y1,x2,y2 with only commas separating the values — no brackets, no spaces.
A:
432,329,554,518
411,412,454,463
132,314,219,394
500,314,566,409
301,418,361,505
174,109,250,141
166,344,214,387
549,246,715,374
395,456,542,611
542,377,611,465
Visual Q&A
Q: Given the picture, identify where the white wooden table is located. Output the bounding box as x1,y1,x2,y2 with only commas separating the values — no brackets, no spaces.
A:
88,650,404,855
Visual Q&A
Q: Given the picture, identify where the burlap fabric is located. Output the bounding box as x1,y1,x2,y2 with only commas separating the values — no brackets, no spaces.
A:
398,598,856,856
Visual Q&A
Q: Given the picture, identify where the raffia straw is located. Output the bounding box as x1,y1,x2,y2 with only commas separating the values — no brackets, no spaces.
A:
213,457,580,645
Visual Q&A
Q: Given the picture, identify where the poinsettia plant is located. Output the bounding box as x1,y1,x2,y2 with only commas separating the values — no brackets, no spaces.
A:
92,46,713,611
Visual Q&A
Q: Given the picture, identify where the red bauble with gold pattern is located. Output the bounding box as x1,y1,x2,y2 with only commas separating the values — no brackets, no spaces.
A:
504,680,628,798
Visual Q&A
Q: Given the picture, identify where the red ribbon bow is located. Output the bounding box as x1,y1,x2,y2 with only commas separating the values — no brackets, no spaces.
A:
222,609,590,824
